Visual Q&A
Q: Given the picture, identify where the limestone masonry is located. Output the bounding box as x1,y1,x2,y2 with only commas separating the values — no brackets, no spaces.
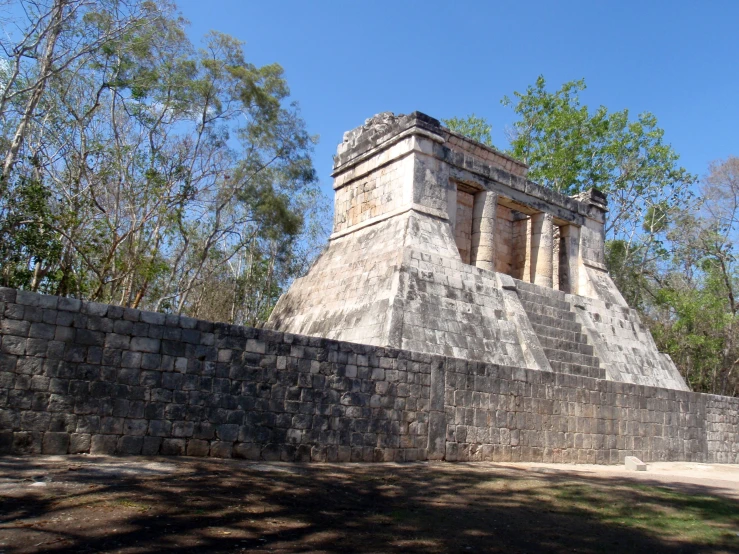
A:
267,111,687,392
0,112,737,463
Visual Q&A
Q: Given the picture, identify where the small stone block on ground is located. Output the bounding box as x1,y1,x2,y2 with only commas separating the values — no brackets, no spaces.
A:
625,456,647,471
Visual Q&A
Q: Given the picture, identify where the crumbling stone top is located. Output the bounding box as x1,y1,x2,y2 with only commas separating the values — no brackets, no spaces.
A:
334,111,442,170
333,111,607,223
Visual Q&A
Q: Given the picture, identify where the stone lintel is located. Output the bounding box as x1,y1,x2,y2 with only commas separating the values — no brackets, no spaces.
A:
450,166,586,227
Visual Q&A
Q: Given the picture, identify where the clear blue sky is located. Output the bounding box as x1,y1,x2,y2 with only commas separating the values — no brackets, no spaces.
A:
178,0,738,198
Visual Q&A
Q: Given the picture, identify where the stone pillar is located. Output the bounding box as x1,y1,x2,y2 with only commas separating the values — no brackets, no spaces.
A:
572,188,608,267
559,225,580,294
530,212,554,287
520,218,532,282
470,190,497,271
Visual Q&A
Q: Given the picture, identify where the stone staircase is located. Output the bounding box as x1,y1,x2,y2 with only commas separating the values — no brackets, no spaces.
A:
514,280,605,379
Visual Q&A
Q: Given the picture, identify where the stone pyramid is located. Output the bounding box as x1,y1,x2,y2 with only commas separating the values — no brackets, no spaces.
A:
266,112,687,391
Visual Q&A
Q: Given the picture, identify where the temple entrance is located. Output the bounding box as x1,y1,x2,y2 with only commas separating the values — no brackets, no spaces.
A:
450,183,580,294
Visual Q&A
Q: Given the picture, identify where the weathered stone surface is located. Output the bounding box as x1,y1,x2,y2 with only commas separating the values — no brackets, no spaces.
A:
625,456,647,471
0,113,735,466
90,434,117,455
41,432,69,454
266,111,687,393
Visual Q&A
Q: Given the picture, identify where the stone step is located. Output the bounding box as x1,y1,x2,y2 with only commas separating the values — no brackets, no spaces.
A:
513,277,605,379
517,289,572,312
538,335,594,357
527,313,584,334
518,300,577,322
514,279,569,300
530,323,587,344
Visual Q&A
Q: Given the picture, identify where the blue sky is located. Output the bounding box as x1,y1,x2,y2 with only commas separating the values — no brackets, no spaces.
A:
178,0,738,198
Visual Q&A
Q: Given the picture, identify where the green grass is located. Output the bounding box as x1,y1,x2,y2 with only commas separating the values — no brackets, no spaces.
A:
551,482,739,546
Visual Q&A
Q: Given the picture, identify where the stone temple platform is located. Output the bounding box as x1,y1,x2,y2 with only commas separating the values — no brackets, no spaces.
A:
5,111,735,465
267,111,687,392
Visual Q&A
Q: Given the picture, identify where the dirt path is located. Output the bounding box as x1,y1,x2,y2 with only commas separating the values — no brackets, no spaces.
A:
1,456,738,553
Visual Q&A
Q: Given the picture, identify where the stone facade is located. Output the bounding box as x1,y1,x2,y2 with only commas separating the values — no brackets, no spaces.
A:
267,112,688,393
0,288,737,463
1,111,737,464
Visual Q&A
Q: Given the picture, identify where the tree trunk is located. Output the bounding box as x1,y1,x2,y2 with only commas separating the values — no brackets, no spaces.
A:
3,0,66,180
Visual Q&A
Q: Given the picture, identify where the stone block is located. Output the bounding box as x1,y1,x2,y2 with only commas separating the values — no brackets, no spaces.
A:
148,420,172,437
625,456,647,471
172,421,194,438
21,411,50,431
160,438,186,455
76,329,104,346
42,432,70,454
90,434,118,455
118,435,143,455
1,319,30,337
186,439,211,457
216,424,239,442
123,418,148,436
233,442,261,459
141,311,166,325
0,430,13,453
58,297,82,312
1,336,26,356
209,441,233,458
142,436,162,455
131,337,160,353
13,431,41,454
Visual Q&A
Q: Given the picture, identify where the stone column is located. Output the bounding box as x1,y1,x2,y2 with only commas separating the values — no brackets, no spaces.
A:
470,190,498,271
530,212,554,287
520,218,532,282
559,225,580,294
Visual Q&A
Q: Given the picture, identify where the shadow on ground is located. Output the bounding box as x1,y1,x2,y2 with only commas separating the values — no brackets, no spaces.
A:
0,457,738,553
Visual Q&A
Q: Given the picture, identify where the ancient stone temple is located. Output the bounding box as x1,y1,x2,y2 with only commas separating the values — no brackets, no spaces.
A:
267,111,687,392
3,111,737,464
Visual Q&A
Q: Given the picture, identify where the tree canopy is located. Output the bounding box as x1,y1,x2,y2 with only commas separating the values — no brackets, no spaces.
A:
0,0,328,325
442,114,495,148
446,77,739,396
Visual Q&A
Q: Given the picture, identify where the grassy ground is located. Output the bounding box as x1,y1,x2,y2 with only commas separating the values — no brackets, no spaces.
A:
0,457,737,553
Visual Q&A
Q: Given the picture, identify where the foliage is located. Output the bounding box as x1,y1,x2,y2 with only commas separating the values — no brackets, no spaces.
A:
442,114,495,148
446,77,739,395
0,177,61,289
0,0,329,325
502,76,695,240
649,157,739,396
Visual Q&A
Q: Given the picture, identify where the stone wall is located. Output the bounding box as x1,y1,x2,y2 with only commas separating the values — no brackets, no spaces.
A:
454,190,474,263
267,215,404,347
1,288,737,463
332,153,411,235
0,288,430,461
442,361,737,463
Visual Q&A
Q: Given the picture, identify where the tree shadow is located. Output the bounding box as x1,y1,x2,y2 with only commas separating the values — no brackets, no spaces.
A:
0,457,738,553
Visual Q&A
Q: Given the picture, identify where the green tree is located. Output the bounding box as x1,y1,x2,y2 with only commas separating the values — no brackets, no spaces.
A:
650,157,739,396
442,114,495,148
499,77,695,307
502,76,695,239
0,0,329,325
